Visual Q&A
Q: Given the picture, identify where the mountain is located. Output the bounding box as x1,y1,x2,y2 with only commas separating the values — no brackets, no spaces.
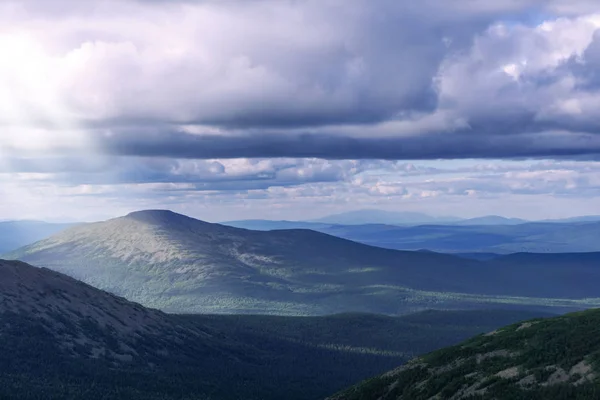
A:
316,221,600,254
0,220,74,253
309,210,600,227
0,259,551,400
310,209,460,225
7,210,600,315
328,308,600,400
455,215,528,226
541,215,600,223
224,219,600,254
222,219,333,231
4,210,486,314
0,258,245,399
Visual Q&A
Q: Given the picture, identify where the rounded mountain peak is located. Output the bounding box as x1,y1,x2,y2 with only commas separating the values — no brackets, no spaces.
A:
124,210,210,226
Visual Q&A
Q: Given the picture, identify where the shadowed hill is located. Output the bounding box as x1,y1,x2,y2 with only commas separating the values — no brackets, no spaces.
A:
0,258,236,364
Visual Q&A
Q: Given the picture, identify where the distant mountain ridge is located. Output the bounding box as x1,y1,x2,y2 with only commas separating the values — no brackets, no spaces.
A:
0,220,75,253
223,219,333,231
309,209,460,225
231,209,600,228
454,215,527,226
223,219,600,254
307,209,530,226
8,209,600,316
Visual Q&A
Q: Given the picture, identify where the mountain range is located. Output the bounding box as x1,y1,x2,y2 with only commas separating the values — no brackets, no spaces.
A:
0,258,550,400
7,210,600,315
303,209,600,226
308,209,461,225
227,211,527,228
224,219,600,254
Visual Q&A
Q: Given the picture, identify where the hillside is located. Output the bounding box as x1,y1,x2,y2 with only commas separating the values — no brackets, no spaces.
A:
328,309,600,400
7,210,600,315
0,259,549,400
0,259,253,399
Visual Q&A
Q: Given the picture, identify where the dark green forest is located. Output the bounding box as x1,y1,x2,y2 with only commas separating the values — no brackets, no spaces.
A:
0,310,549,400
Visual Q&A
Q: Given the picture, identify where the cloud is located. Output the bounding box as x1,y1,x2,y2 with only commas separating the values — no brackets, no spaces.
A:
2,2,600,160
0,0,458,129
1,156,389,190
91,128,600,160
4,156,600,221
2,1,600,220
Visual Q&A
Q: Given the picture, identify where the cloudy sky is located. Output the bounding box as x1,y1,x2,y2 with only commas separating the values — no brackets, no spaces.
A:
2,0,600,222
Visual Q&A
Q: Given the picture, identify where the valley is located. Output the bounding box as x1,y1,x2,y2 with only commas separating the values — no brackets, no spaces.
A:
0,259,549,400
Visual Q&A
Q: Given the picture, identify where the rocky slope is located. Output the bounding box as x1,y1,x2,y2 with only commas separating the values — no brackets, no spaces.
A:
329,309,600,400
0,259,231,365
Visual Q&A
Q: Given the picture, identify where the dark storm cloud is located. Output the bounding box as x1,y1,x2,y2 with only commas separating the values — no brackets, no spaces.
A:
4,0,600,161
96,128,600,160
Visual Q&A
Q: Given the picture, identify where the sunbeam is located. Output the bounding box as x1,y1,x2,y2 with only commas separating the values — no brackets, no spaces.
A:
0,30,94,217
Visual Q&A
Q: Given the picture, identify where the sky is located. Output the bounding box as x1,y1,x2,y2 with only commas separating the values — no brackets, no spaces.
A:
2,0,600,222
